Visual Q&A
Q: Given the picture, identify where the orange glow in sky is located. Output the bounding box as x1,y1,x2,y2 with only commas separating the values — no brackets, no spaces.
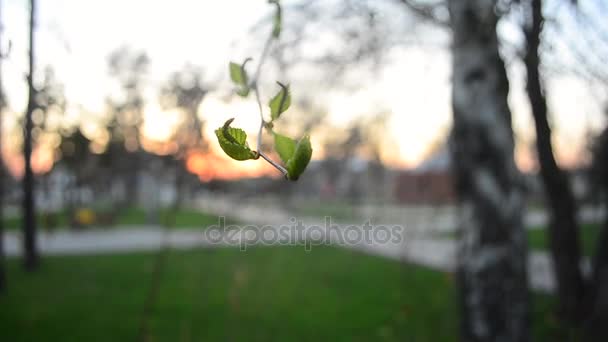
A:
0,0,603,182
186,151,279,182
3,146,55,178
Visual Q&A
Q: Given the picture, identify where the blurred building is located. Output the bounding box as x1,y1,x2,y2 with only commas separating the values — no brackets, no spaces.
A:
394,146,455,204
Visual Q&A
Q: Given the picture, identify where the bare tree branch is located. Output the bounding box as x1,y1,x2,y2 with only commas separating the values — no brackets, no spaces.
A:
397,0,449,27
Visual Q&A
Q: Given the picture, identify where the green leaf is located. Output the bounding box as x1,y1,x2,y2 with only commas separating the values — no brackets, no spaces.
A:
229,62,246,85
286,135,312,181
271,2,282,38
269,82,291,121
215,119,257,161
273,132,296,164
229,61,250,97
236,87,250,97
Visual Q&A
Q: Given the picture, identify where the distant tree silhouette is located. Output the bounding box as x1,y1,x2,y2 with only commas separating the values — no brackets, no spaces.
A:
22,0,39,271
160,65,208,153
32,67,66,229
159,65,207,224
58,128,92,226
0,0,7,291
105,47,149,206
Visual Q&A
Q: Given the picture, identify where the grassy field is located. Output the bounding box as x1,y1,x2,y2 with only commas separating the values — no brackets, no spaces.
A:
0,246,567,341
528,223,601,256
437,223,601,257
3,210,71,231
2,207,233,231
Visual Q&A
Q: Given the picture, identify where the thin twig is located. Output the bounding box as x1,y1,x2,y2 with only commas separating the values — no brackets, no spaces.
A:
253,83,288,177
260,151,288,176
397,0,449,27
252,33,274,85
249,28,289,178
254,85,265,151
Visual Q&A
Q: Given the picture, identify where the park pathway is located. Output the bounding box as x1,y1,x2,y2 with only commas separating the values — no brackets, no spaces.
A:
2,220,572,293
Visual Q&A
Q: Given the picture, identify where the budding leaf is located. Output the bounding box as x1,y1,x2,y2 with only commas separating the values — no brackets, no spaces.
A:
215,119,257,161
271,2,282,38
286,135,312,181
274,132,296,164
236,87,250,97
229,61,250,97
269,82,291,121
229,62,246,85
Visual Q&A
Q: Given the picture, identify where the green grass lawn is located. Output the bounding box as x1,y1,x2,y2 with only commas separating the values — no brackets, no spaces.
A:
437,223,601,257
2,207,234,231
1,246,567,341
528,223,601,257
2,211,71,231
289,200,362,221
117,207,232,228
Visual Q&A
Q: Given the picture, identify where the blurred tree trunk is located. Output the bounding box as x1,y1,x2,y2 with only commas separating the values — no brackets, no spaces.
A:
23,0,39,270
125,152,140,205
448,1,530,341
523,0,585,322
584,124,608,340
585,220,608,341
0,0,6,292
170,164,184,226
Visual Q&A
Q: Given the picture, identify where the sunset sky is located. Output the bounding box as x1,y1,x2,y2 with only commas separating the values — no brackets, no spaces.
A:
1,0,605,179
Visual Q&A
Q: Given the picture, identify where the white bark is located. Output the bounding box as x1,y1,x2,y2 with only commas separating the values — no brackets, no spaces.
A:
448,1,530,341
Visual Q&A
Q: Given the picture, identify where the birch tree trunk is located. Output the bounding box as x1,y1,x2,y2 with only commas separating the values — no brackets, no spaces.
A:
448,1,530,340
